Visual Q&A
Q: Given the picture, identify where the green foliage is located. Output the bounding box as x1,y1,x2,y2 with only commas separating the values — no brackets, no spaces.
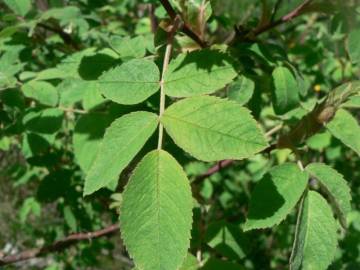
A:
73,113,113,172
326,109,360,156
161,96,268,161
110,35,147,59
290,191,338,270
3,0,31,16
178,253,198,270
98,59,160,105
120,150,193,270
22,81,59,107
227,76,255,106
23,108,64,134
348,29,360,63
0,0,360,270
306,163,351,228
164,50,237,97
244,163,308,230
84,111,158,195
272,66,300,114
19,197,41,223
205,222,249,260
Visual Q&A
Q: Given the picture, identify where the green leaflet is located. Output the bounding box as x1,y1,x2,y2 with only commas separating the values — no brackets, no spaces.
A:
109,35,147,59
19,197,41,224
23,108,64,134
348,29,360,64
201,258,246,270
98,59,160,105
272,66,300,115
22,132,55,158
22,81,58,107
35,68,69,81
206,221,249,260
163,49,237,97
161,96,268,162
132,253,198,270
54,48,97,79
63,205,77,231
0,26,21,40
331,81,360,104
227,76,255,106
4,0,31,16
82,84,105,110
326,109,360,156
179,253,199,270
306,131,332,151
58,79,104,110
0,136,11,151
306,163,351,228
120,150,193,270
58,79,87,107
244,163,308,231
290,191,338,270
73,113,113,173
343,95,360,108
84,111,158,196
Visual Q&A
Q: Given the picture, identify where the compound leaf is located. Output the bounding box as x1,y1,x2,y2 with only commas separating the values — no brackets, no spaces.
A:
120,150,193,270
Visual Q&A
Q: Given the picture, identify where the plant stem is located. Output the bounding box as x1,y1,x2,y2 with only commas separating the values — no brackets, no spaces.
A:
253,0,313,36
159,0,207,48
0,224,121,266
58,106,88,114
157,17,181,150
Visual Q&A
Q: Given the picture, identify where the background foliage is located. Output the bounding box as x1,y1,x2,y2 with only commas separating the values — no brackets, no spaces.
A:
1,0,360,269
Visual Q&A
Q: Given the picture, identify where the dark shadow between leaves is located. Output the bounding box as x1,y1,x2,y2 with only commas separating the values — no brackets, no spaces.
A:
201,257,245,270
247,173,285,220
74,113,112,140
26,133,51,155
205,221,249,260
78,53,119,80
171,49,235,73
24,113,64,134
37,170,72,203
